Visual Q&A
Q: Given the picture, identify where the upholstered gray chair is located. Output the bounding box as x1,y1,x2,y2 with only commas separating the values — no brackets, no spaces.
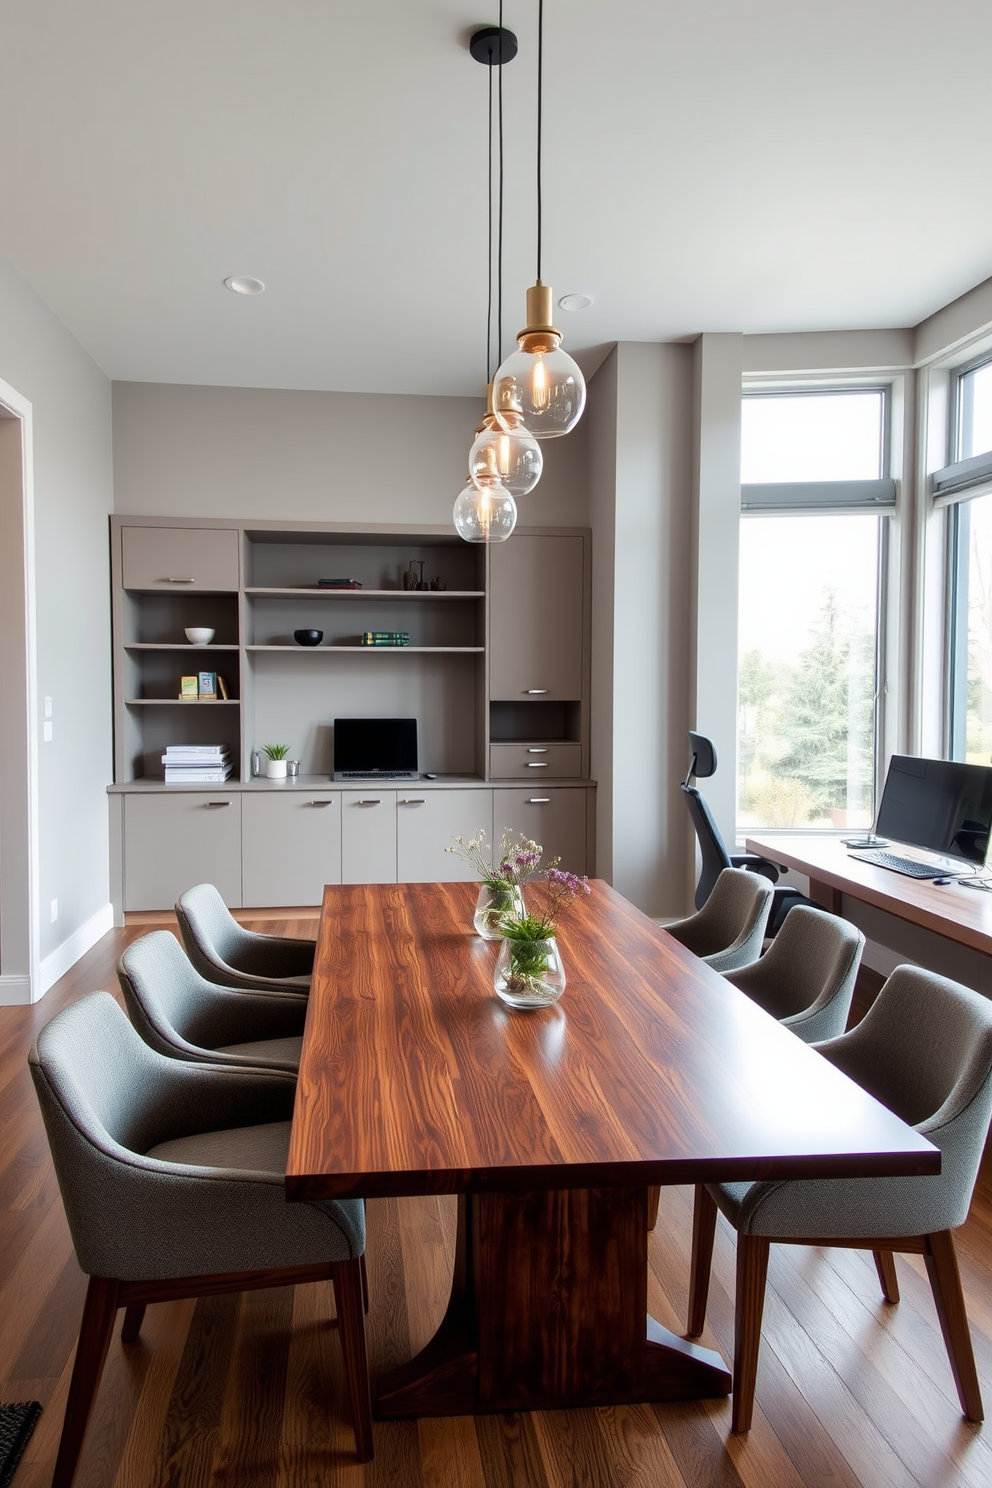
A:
665,867,774,974
176,882,315,993
723,905,866,1044
119,930,306,1072
29,993,371,1486
687,964,992,1432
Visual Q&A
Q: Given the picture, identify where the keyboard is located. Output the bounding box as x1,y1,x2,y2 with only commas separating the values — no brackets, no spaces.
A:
848,848,955,880
336,770,417,780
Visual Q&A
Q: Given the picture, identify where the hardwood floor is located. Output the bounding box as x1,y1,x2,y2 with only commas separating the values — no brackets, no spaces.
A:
3,928,991,1487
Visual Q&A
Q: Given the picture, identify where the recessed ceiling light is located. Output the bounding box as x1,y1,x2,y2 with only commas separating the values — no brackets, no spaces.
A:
558,293,593,312
224,276,265,296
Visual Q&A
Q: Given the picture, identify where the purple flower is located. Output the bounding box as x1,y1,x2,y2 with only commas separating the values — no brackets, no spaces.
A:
515,851,541,867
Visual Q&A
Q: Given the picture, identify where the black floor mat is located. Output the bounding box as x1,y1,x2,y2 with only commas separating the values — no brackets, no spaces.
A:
0,1403,42,1488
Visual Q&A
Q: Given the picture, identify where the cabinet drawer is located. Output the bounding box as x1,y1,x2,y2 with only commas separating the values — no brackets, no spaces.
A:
122,526,240,591
489,743,582,779
242,792,341,906
123,792,242,911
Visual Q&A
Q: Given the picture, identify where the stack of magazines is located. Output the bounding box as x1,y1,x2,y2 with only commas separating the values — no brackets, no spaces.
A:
162,745,233,782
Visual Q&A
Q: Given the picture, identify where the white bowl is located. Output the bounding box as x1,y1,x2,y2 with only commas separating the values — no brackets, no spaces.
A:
185,627,215,646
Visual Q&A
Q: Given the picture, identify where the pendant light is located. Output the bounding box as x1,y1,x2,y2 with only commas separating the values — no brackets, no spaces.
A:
454,18,529,543
494,0,586,439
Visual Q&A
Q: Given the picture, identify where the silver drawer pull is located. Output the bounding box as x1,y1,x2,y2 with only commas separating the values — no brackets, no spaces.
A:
400,798,427,805
309,799,334,807
206,800,232,807
357,798,381,806
525,688,548,695
526,748,548,754
165,576,196,583
527,797,551,804
526,762,548,768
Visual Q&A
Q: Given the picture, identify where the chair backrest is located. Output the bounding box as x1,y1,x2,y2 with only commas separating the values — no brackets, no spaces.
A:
686,731,718,783
726,905,865,1041
817,964,992,1229
681,784,733,910
176,882,252,974
667,866,773,970
119,930,235,1053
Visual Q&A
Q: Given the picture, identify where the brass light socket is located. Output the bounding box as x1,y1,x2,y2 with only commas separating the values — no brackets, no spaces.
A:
516,280,561,354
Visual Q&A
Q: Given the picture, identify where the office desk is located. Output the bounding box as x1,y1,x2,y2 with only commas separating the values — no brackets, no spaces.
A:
286,880,937,1418
746,834,992,957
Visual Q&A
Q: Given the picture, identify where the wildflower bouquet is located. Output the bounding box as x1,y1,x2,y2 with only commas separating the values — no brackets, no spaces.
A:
447,828,552,939
495,868,591,1008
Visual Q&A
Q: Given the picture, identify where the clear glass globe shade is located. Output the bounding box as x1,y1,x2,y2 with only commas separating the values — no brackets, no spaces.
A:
494,345,587,439
452,480,517,544
468,423,543,497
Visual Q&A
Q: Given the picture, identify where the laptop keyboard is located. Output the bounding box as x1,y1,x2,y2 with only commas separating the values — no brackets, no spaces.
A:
849,848,953,880
338,770,415,779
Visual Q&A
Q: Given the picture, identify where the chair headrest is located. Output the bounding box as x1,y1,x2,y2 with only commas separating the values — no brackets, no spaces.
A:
687,731,717,781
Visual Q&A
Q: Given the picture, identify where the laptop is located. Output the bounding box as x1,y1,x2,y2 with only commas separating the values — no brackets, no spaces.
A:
332,717,419,781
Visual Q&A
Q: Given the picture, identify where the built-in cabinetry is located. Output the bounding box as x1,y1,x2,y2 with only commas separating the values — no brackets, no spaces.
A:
109,517,594,915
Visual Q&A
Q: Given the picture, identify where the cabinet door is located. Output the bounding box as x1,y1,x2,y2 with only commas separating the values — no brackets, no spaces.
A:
242,792,341,906
122,526,240,591
124,792,242,911
494,788,590,876
489,534,584,700
341,792,397,883
396,789,493,883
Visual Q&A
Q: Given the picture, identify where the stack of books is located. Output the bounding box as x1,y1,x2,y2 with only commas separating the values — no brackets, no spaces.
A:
317,577,363,589
360,631,410,646
162,745,234,783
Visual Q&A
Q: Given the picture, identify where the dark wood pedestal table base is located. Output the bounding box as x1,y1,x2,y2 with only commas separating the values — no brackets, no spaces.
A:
286,881,938,1420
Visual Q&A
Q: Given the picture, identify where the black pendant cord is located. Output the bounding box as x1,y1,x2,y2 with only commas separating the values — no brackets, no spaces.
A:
536,0,543,282
498,0,505,364
486,48,494,386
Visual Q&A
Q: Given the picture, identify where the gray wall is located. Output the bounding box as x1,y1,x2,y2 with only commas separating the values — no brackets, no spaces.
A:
0,249,114,970
111,381,590,528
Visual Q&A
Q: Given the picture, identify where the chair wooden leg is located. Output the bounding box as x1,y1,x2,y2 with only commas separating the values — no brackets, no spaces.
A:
121,1302,147,1342
52,1275,121,1488
924,1230,983,1422
732,1234,770,1433
647,1185,660,1231
687,1184,718,1337
873,1249,900,1303
332,1258,374,1462
359,1251,369,1315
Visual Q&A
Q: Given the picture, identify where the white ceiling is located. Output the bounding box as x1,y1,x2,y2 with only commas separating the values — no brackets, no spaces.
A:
1,0,991,397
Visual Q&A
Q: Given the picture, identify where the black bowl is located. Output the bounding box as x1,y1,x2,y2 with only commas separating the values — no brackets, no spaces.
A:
294,629,323,647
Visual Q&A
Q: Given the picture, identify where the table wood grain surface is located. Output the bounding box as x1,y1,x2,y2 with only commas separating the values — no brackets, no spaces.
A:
286,879,937,1201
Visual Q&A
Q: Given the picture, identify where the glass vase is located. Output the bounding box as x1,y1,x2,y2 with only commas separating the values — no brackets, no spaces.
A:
493,935,566,1009
473,883,525,941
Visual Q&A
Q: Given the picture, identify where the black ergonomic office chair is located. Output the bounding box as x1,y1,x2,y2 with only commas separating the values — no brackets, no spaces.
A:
681,731,808,936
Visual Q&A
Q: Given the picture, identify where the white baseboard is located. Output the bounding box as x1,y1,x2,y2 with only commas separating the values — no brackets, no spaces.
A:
38,902,115,997
0,974,33,1005
861,940,915,979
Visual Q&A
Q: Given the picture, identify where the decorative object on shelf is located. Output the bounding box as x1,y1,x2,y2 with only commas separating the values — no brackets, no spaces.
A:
430,576,446,591
402,561,420,590
184,626,215,646
262,743,291,779
360,631,409,647
286,759,300,778
217,675,230,699
494,867,590,1007
447,827,549,940
294,628,324,646
493,0,587,440
251,749,263,776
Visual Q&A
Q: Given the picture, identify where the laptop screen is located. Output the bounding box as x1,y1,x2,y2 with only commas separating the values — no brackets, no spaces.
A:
333,718,418,777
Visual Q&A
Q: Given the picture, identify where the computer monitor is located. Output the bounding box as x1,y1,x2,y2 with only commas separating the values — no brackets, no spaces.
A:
332,717,418,780
875,755,992,867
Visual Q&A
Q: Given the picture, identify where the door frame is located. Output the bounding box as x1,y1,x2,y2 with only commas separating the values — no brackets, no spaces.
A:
0,376,40,1002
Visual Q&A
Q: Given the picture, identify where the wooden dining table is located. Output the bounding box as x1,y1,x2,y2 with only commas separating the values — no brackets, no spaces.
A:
285,879,939,1418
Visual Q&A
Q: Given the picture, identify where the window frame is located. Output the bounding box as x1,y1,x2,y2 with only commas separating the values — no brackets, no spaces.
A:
736,383,895,835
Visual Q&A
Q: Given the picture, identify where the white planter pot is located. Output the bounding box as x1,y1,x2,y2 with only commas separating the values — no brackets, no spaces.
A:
265,759,287,779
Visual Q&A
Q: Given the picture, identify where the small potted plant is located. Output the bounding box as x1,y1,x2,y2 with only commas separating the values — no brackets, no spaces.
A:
447,828,552,940
494,867,591,1009
262,743,291,779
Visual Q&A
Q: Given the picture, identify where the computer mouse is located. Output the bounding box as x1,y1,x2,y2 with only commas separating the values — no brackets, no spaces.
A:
932,877,953,885
424,772,437,779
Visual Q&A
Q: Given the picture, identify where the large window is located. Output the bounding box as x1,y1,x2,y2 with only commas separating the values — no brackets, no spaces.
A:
737,390,891,833
947,356,992,764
